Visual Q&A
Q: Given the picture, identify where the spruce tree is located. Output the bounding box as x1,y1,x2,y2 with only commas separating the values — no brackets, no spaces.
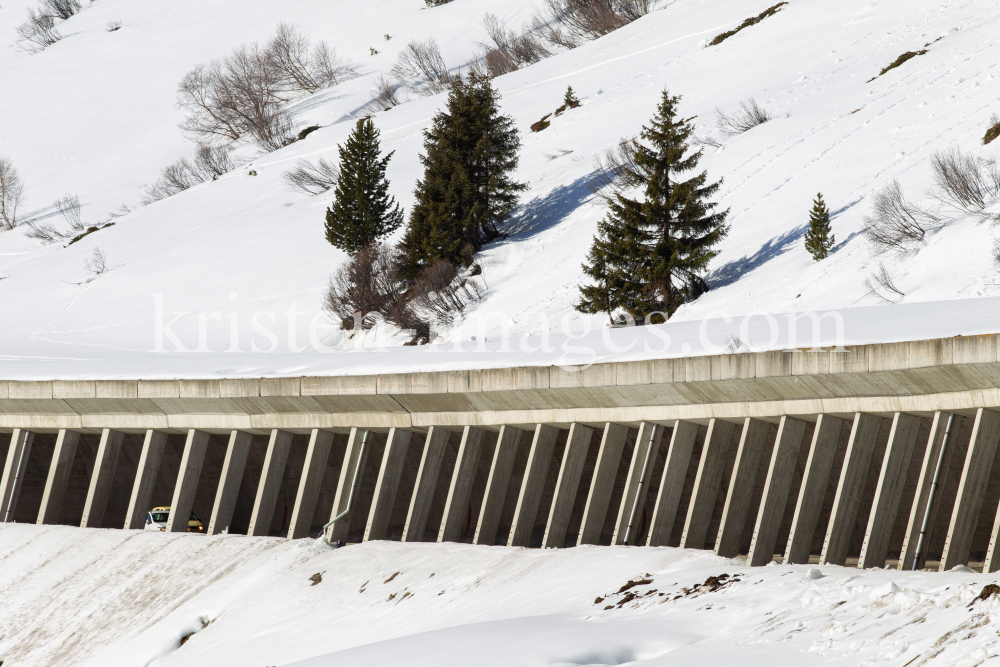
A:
578,90,729,323
402,74,525,278
324,118,403,253
804,193,834,261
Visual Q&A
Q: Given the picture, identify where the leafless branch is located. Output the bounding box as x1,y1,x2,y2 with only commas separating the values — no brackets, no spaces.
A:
863,179,943,254
863,262,906,303
281,158,340,195
930,147,1000,220
369,74,402,111
390,38,456,95
716,98,773,137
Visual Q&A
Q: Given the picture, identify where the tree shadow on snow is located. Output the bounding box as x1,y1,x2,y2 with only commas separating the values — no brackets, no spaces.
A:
499,175,594,242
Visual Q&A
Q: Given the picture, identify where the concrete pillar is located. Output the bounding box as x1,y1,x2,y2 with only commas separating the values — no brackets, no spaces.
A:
327,428,371,544
438,427,487,543
577,423,630,545
857,413,923,569
785,415,845,564
37,429,80,525
123,430,168,530
208,430,252,535
80,429,125,528
474,425,523,546
364,428,412,542
402,427,451,542
940,408,1000,571
681,419,738,549
165,430,210,533
508,424,560,547
541,423,594,549
247,429,293,537
747,417,808,566
646,421,699,547
715,418,770,558
287,429,334,539
898,413,956,570
1,430,35,523
820,413,883,565
612,422,665,546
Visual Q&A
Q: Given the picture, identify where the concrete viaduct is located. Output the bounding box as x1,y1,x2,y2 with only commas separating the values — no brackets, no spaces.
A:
4,333,1000,571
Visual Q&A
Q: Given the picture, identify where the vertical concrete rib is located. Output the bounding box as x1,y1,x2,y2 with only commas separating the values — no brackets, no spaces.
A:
940,408,1000,571
123,430,167,530
403,427,451,542
80,429,125,529
247,429,293,537
898,413,956,570
287,429,334,539
785,415,845,564
542,423,594,548
166,429,210,533
747,417,808,566
577,423,630,545
715,418,771,558
474,425,523,546
37,429,81,525
857,413,923,569
364,428,413,542
508,424,560,547
820,413,883,565
208,430,252,535
1,430,35,523
681,419,738,549
612,422,665,546
647,421,700,547
438,426,488,543
327,428,371,544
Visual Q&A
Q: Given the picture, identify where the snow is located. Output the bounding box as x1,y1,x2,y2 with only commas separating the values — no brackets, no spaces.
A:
3,523,1000,666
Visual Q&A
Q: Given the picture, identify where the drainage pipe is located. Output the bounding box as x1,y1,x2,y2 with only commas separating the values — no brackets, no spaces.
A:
912,413,955,571
322,430,370,543
623,424,660,546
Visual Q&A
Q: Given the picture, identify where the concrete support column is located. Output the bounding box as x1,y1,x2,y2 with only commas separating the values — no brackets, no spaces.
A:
715,418,771,558
402,427,451,542
123,430,168,530
820,413,883,565
327,428,371,544
898,412,956,570
577,423,630,545
747,417,808,566
248,429,293,537
681,419,738,549
785,415,845,564
646,421,700,547
858,413,923,569
612,422,665,546
208,430,252,535
508,424,560,547
166,429,210,533
1,430,35,523
438,426,487,543
37,429,80,525
940,408,1000,571
541,423,594,549
473,425,523,546
364,428,413,542
80,429,124,529
287,429,334,539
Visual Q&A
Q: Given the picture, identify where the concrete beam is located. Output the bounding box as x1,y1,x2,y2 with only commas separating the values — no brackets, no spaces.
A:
646,420,699,547
327,428,371,544
208,430,252,535
80,429,124,528
681,419,738,549
715,418,771,558
247,429,293,537
166,429,210,532
747,417,808,566
37,429,80,525
508,424,560,547
785,415,845,564
364,427,412,542
1,429,35,523
858,413,923,569
541,423,594,549
473,425,522,546
402,426,450,542
438,426,487,543
123,430,167,530
287,429,334,539
577,423,630,546
612,422,665,546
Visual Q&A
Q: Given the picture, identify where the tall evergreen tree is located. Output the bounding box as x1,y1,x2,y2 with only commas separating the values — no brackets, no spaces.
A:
804,193,834,260
402,73,526,278
578,90,729,323
324,118,403,253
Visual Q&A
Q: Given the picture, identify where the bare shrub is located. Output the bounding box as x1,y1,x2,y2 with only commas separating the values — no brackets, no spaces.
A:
407,260,485,326
142,157,203,204
84,246,109,277
369,74,401,111
15,8,62,52
863,180,942,254
192,144,236,181
985,114,1000,146
0,156,25,230
267,23,356,94
587,136,644,203
863,262,906,303
324,243,408,330
54,193,84,229
930,147,1000,219
716,98,773,137
390,38,455,94
106,20,121,32
41,0,80,20
691,134,723,149
544,0,651,45
476,13,551,78
281,158,340,195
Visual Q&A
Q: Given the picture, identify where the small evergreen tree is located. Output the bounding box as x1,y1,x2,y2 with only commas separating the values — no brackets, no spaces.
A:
564,86,578,107
578,90,729,323
402,74,525,278
804,193,834,260
324,118,403,253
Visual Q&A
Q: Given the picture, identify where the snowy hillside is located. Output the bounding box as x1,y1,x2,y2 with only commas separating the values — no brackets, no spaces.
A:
1,0,1000,376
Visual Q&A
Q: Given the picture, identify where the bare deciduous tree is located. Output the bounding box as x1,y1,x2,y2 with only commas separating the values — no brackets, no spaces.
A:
15,8,62,52
544,0,650,45
716,98,773,137
0,157,25,230
84,246,109,277
369,74,402,111
281,158,340,195
324,243,408,331
930,147,1000,220
390,38,455,95
266,23,357,94
863,179,942,254
475,13,551,78
41,0,80,20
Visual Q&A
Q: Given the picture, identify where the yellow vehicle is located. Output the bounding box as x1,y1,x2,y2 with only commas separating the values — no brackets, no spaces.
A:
144,506,205,532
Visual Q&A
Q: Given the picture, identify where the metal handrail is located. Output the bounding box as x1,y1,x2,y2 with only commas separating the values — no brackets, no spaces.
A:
912,412,955,570
3,433,29,523
623,424,659,545
322,430,370,543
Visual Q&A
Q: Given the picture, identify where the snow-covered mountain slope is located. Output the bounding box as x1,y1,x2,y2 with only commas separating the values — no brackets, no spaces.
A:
1,0,999,376
2,523,1000,667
